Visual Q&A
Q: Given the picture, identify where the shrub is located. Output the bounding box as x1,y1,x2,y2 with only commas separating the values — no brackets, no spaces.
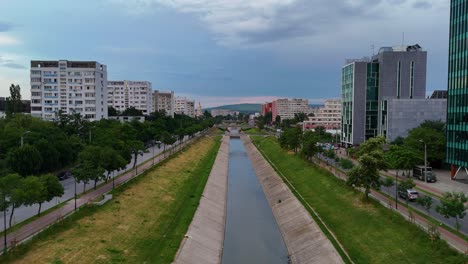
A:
339,158,354,170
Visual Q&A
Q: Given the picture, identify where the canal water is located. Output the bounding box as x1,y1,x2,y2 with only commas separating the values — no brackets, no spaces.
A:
222,138,288,264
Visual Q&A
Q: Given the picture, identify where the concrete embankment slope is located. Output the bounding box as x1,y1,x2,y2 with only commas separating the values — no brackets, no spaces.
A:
173,136,229,264
242,136,344,264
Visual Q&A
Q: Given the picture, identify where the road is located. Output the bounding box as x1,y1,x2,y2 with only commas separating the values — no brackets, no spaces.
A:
317,153,468,235
0,136,190,232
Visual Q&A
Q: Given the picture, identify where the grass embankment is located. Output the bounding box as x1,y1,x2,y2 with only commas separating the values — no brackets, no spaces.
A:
1,136,222,264
252,136,467,264
242,128,268,135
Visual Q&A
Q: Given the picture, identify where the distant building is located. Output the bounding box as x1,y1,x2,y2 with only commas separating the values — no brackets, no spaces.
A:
195,102,203,117
30,60,108,121
153,90,174,117
430,90,447,99
303,99,341,130
174,97,195,117
262,98,310,121
211,109,237,117
447,1,468,175
341,44,444,146
109,116,145,123
108,80,152,115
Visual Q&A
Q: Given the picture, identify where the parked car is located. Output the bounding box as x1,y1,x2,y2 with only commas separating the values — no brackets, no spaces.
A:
413,165,437,182
57,171,72,181
398,189,419,201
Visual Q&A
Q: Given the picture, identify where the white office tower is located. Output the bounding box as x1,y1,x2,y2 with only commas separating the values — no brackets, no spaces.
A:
174,97,195,117
30,60,108,120
108,80,153,115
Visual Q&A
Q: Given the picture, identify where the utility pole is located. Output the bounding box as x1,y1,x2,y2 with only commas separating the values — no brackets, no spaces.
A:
74,178,77,211
424,142,428,183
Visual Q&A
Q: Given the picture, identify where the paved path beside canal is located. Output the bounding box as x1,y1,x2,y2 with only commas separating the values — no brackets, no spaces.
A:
242,135,344,264
173,136,229,264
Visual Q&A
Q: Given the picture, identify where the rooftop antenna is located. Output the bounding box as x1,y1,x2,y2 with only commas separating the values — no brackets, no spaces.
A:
371,44,375,56
402,32,405,46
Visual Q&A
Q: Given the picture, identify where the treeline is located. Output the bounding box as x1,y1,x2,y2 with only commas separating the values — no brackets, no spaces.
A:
0,110,215,229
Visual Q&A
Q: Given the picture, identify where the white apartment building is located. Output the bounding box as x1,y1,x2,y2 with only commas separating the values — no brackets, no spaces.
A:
30,60,107,120
174,97,195,117
195,102,203,118
153,90,175,117
303,99,341,131
273,98,309,121
108,80,152,115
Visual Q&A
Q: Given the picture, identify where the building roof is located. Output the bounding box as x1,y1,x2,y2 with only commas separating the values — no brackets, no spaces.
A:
430,90,448,99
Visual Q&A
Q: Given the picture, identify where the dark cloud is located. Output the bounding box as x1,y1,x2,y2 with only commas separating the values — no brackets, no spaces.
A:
0,22,13,32
412,1,432,9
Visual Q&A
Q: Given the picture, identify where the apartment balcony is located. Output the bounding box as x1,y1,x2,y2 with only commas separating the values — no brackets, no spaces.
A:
44,103,58,106
44,95,58,99
43,73,58,77
43,81,58,85
44,88,59,92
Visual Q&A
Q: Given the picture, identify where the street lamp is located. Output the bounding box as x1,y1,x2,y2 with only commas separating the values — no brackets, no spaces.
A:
419,139,428,183
20,131,31,147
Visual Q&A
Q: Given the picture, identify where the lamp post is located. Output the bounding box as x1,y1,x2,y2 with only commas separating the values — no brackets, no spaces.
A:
419,139,428,183
74,177,77,211
20,131,31,147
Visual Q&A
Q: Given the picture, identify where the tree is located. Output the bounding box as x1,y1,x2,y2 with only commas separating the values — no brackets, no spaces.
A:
274,115,281,127
37,174,64,216
72,161,100,193
7,144,43,176
404,126,445,168
121,107,143,116
128,140,146,170
101,148,127,189
381,177,394,188
21,176,44,218
436,192,467,232
279,127,302,153
347,151,388,199
108,106,119,116
385,145,422,177
0,174,23,229
294,112,307,123
356,136,387,158
301,131,319,160
5,84,22,117
0,174,22,251
416,196,433,216
264,112,272,124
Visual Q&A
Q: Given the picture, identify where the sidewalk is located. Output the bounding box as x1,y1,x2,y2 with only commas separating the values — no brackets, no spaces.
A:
314,158,468,254
335,151,468,198
0,135,201,253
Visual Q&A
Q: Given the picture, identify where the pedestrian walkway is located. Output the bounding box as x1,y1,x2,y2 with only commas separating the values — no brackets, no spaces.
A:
314,158,468,254
0,135,202,253
335,151,468,198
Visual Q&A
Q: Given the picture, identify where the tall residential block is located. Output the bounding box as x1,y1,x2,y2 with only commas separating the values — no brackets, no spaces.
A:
341,45,445,145
303,99,341,131
174,97,195,117
447,0,468,174
108,80,153,115
262,98,310,121
30,60,108,120
153,90,175,117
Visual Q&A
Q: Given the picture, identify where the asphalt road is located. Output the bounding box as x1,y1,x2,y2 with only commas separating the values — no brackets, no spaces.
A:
317,154,468,235
0,136,190,232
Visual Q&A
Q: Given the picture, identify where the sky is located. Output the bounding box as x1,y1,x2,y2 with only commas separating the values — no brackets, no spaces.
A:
0,0,450,107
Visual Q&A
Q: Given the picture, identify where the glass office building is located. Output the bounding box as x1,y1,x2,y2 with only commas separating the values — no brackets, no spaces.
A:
447,0,468,170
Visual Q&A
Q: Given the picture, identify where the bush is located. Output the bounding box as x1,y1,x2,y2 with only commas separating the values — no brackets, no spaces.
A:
324,149,336,159
339,158,354,170
334,156,340,162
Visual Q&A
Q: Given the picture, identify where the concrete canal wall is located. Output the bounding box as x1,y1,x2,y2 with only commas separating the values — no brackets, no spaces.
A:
242,135,344,264
173,136,230,264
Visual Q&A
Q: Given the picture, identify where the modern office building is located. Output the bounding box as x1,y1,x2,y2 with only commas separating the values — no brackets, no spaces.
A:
262,98,310,121
174,97,195,117
108,80,152,115
303,99,341,131
341,44,442,145
30,60,108,120
447,0,468,176
153,90,175,117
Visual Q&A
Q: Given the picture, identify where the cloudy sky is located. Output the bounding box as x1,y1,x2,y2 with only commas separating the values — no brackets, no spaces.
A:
0,0,449,107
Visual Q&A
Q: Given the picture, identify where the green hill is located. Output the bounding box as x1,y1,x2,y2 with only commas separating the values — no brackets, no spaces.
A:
205,103,262,114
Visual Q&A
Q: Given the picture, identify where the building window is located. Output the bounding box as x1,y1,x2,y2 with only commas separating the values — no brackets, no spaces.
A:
397,61,401,99
410,61,415,99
